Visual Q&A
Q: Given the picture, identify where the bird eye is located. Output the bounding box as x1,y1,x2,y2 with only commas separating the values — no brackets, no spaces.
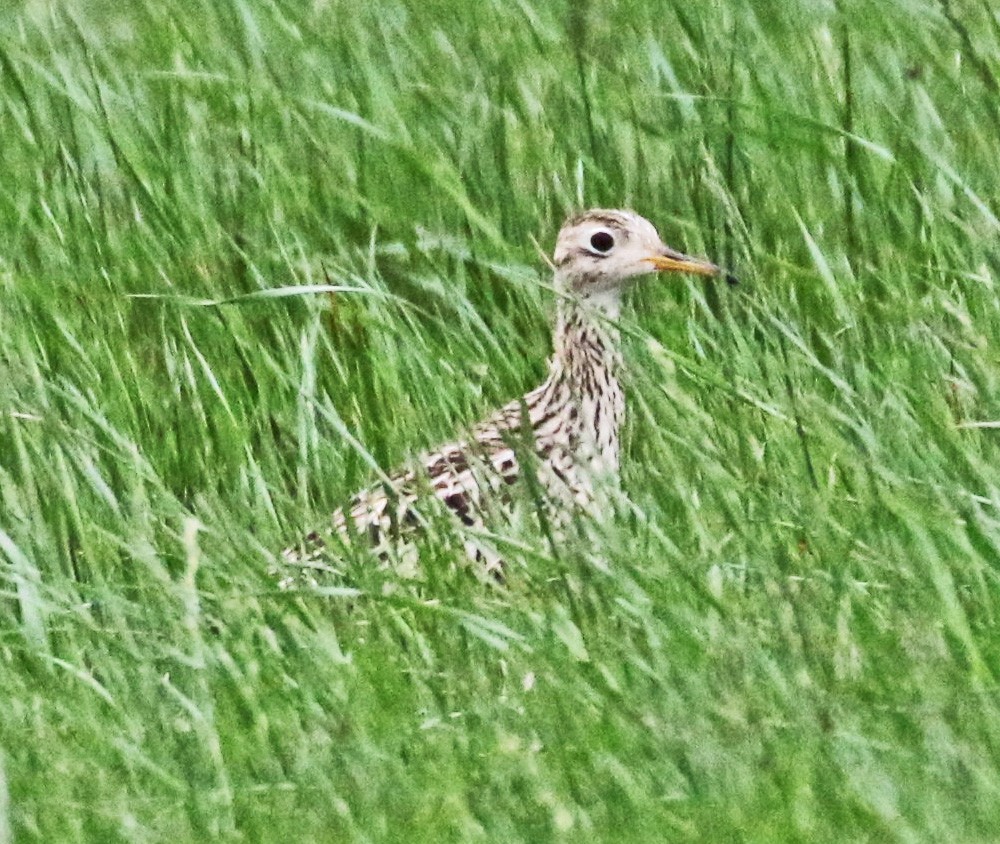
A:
589,231,615,253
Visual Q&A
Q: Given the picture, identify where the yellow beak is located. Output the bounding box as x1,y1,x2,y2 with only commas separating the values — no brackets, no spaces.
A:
646,246,722,278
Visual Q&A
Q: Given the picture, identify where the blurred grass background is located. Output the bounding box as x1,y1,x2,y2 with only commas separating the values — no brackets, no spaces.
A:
2,0,1000,840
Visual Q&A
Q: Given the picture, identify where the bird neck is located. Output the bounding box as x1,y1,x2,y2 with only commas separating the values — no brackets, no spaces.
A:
539,291,625,480
551,292,623,383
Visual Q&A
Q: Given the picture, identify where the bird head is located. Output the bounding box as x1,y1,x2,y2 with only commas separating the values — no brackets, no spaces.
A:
552,209,730,308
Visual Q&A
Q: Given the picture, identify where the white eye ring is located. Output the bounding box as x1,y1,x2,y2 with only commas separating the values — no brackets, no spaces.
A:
589,231,615,253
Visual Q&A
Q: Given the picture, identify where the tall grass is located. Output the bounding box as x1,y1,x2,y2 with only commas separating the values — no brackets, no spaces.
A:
2,0,999,840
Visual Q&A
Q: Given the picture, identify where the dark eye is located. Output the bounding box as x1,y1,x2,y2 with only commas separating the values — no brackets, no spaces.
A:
590,231,614,253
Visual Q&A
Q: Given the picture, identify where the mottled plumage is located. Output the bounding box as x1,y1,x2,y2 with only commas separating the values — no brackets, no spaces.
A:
280,209,723,582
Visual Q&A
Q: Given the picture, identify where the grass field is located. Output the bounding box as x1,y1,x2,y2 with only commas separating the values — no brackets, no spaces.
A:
2,1,1000,840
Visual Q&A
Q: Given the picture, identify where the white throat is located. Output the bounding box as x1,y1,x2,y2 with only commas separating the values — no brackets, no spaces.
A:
579,288,622,320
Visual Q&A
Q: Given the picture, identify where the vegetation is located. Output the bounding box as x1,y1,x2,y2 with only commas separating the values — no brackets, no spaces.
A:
2,0,999,840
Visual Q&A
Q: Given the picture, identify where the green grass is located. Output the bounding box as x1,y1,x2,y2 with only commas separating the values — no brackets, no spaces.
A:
2,0,1000,840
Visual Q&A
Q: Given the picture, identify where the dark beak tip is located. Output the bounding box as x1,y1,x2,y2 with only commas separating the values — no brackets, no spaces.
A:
723,272,739,287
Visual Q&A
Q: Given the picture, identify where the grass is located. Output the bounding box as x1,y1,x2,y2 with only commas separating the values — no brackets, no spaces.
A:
2,0,1000,840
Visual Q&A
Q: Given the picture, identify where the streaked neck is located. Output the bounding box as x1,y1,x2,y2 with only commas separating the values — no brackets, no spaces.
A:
552,291,622,380
543,290,624,478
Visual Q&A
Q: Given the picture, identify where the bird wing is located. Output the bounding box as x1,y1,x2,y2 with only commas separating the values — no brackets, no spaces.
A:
281,405,527,568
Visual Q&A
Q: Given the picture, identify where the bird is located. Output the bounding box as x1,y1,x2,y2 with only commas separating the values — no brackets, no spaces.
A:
280,209,728,584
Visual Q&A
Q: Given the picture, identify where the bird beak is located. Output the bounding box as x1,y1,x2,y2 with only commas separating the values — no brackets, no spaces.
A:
646,246,722,278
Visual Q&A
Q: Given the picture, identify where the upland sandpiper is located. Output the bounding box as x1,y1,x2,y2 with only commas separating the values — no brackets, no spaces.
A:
281,209,728,580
